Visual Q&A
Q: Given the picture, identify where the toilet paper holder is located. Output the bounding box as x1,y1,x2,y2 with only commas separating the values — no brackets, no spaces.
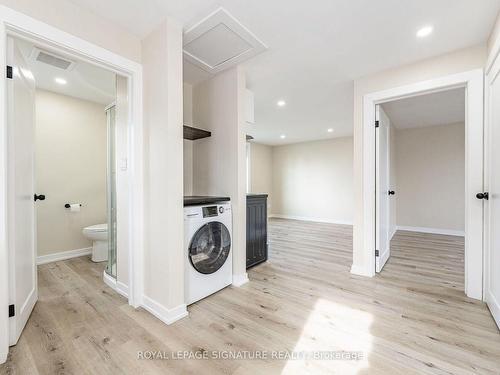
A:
64,203,82,208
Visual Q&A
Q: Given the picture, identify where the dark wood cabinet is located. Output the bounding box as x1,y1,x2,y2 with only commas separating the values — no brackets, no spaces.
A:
246,194,268,269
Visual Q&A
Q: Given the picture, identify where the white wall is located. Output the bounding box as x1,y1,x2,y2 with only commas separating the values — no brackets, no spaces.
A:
0,1,141,63
395,123,465,233
248,142,273,211
142,18,186,322
35,89,107,256
271,137,353,224
183,83,193,195
352,44,487,274
192,66,248,285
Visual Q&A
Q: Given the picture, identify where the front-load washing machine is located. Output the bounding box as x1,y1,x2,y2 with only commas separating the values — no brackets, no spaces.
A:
184,202,232,305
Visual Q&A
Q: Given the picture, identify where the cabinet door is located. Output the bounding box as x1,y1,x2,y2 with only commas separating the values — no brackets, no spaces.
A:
246,196,268,268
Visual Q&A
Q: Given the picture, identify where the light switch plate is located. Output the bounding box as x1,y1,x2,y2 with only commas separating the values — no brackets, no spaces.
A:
120,158,128,171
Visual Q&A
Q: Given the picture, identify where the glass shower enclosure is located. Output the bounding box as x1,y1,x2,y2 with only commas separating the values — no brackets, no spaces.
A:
105,104,117,278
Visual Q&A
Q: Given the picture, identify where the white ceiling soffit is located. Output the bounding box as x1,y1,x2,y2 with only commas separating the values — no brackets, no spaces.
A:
382,88,465,130
183,7,267,74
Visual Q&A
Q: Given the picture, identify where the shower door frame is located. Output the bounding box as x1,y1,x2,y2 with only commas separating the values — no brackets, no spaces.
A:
0,6,144,363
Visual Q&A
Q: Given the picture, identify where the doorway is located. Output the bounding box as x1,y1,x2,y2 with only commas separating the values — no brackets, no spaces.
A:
360,69,484,299
5,34,128,347
375,88,466,280
0,9,144,363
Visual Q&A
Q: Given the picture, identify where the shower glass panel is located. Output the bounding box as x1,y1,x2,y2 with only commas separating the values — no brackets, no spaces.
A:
106,105,117,278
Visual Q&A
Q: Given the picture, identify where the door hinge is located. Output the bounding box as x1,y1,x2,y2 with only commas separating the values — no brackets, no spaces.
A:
6,65,13,79
8,304,15,317
375,250,380,257
375,120,379,128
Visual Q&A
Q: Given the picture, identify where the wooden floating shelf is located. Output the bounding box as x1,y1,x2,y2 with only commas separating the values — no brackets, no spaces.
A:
183,125,211,140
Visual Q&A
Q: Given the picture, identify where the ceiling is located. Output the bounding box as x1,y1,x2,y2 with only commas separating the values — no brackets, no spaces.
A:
16,38,116,105
66,0,500,144
382,88,465,129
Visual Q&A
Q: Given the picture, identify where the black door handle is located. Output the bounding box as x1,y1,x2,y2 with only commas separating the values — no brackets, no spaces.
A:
388,190,395,195
476,192,489,200
34,194,45,201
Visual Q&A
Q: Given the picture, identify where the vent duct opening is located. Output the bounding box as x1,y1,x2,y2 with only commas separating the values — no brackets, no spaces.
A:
30,48,76,70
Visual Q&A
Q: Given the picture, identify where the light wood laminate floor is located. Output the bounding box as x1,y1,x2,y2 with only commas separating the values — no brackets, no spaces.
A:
1,218,499,374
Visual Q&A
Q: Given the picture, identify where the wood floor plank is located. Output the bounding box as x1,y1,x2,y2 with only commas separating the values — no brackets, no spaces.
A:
1,218,499,374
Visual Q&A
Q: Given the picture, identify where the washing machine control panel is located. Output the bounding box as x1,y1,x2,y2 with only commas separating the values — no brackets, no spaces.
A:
202,206,218,218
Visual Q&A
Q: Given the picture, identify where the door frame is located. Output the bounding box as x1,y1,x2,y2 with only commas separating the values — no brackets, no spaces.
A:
358,69,484,300
484,42,500,328
0,6,144,363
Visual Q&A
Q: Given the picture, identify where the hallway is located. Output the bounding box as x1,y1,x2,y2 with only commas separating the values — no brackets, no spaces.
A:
1,219,499,374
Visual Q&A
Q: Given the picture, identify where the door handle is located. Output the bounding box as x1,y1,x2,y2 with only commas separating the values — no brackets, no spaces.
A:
388,190,395,195
34,194,45,202
476,192,489,200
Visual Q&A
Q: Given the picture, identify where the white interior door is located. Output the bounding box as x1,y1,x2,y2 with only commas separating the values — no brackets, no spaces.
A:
485,57,500,329
375,105,391,272
7,36,38,345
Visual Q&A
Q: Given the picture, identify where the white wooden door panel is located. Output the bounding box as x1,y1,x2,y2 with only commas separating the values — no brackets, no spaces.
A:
7,36,37,345
376,106,391,272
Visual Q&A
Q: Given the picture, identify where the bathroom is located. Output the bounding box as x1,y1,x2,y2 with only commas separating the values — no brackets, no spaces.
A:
13,37,125,286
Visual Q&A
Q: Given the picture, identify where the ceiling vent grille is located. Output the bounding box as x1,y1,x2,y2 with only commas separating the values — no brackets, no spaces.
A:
30,48,76,70
183,7,267,74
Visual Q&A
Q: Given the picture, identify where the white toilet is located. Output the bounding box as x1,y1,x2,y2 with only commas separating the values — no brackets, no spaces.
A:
82,223,108,262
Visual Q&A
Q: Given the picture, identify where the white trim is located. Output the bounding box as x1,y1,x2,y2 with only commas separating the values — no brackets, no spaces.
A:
141,296,188,325
486,27,500,75
102,271,129,298
484,43,500,330
356,69,484,301
350,264,373,277
36,247,92,265
396,226,465,237
232,273,249,287
389,227,397,241
269,214,353,226
486,290,500,329
377,249,390,272
0,6,144,362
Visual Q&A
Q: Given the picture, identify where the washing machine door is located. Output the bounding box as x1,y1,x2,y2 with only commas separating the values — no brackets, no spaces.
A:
189,221,231,274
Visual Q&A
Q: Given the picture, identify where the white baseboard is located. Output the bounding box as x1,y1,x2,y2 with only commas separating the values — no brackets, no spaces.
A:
37,247,92,265
269,214,353,226
350,264,374,277
389,226,397,240
102,271,129,298
141,296,188,325
116,281,129,298
396,225,465,237
232,273,249,287
377,249,390,272
0,349,6,365
486,290,500,330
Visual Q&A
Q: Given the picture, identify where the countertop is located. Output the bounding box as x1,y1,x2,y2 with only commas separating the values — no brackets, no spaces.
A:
184,196,230,206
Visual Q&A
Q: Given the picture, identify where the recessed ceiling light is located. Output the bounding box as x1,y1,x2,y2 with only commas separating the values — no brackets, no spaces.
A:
55,77,67,85
277,100,286,107
280,134,286,139
416,25,433,38
327,128,334,133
